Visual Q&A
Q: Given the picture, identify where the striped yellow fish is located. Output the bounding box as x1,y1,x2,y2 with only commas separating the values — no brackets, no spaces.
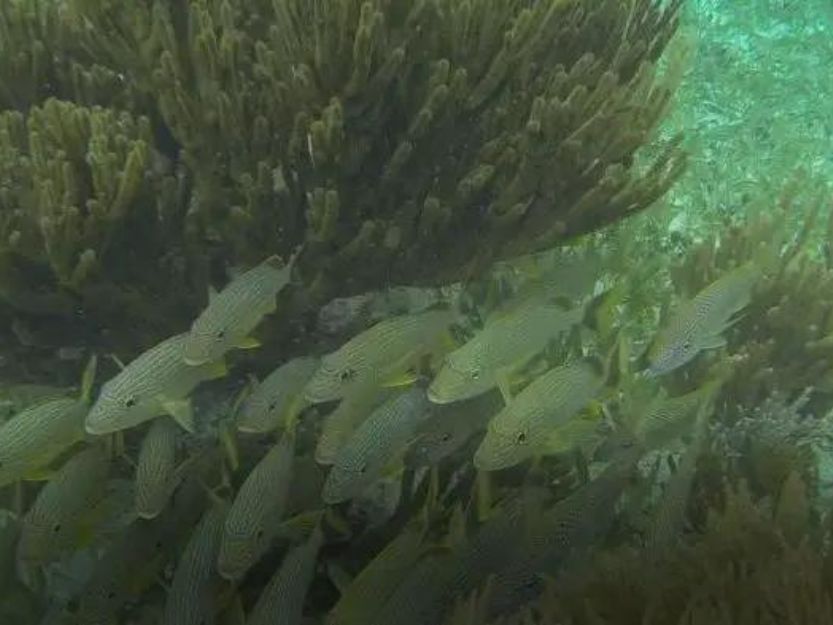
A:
0,398,88,487
322,387,431,504
245,527,323,625
183,250,300,366
86,333,226,435
16,445,110,568
647,262,760,376
161,503,228,625
474,359,605,471
305,310,454,403
429,299,583,405
217,434,294,580
237,356,319,433
327,522,426,625
315,382,394,465
134,418,180,519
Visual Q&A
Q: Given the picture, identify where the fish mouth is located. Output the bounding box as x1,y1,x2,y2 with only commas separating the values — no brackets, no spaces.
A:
182,353,210,366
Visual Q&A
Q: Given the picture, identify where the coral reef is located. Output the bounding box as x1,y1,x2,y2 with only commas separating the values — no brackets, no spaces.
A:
0,0,686,377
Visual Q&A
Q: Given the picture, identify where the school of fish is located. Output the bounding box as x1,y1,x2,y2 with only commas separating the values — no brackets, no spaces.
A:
0,245,764,624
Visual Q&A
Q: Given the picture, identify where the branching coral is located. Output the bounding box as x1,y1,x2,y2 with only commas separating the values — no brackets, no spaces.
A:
0,0,689,373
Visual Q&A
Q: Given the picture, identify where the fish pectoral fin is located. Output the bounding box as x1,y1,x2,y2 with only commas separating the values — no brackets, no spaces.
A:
381,368,420,388
219,422,240,472
203,359,229,380
22,467,57,482
234,336,262,350
160,398,196,433
495,370,513,405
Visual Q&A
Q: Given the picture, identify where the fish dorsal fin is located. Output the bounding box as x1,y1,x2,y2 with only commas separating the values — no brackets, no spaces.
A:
208,284,219,303
109,354,126,371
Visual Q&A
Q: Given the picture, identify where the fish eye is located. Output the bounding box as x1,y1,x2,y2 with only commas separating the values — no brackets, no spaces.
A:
516,431,527,444
682,340,692,350
106,590,117,600
358,463,368,474
470,369,480,381
216,329,226,340
339,368,356,383
441,432,452,442
52,522,62,533
124,396,138,408
256,528,265,540
267,401,277,412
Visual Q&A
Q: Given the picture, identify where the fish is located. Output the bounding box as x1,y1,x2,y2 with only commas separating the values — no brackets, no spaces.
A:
236,356,319,433
0,356,96,486
245,527,323,625
16,445,110,569
183,250,300,366
161,503,228,625
134,418,181,519
217,433,294,580
647,262,760,376
368,554,451,625
474,358,606,471
316,382,395,465
75,478,207,624
0,398,88,487
0,384,73,420
487,447,642,615
305,309,454,403
645,400,712,556
327,522,426,625
85,333,226,435
405,392,499,468
428,298,583,405
322,387,432,504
